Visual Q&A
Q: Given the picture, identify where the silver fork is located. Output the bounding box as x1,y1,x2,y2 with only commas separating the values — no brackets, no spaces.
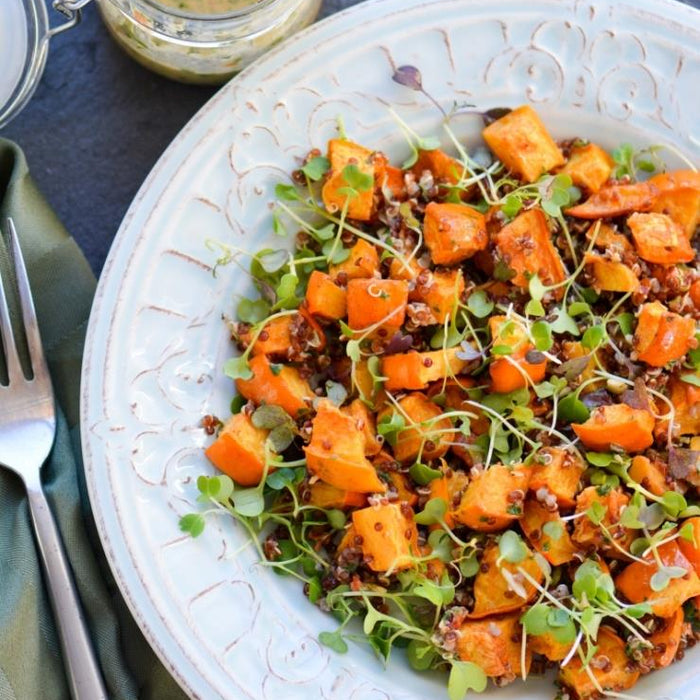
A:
0,218,107,700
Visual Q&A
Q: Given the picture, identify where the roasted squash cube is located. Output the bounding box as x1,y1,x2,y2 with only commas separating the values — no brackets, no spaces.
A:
307,482,367,510
379,393,453,463
346,278,408,333
558,627,639,698
423,202,488,265
634,301,696,367
584,253,639,293
571,487,632,554
615,541,700,617
410,268,464,324
494,208,566,288
304,400,386,493
572,404,654,452
352,503,419,572
628,455,667,496
205,412,274,486
559,143,613,193
456,612,531,678
329,238,379,281
322,139,375,221
566,182,657,219
482,105,564,183
238,315,295,357
305,271,347,320
236,354,313,418
628,212,695,264
470,542,543,618
454,463,530,531
520,499,578,566
382,348,469,391
529,447,585,509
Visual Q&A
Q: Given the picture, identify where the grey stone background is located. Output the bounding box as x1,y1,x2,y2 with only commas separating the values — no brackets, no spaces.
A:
1,0,697,274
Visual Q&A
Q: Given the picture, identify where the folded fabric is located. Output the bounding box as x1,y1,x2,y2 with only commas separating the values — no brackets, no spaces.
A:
0,139,188,700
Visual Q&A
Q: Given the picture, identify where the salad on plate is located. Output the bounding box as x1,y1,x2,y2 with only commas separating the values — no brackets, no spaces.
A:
181,69,700,700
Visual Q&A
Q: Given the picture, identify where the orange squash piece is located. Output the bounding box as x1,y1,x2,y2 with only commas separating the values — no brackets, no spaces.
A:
529,447,586,509
628,455,667,496
454,463,530,531
628,212,695,264
634,301,696,367
565,181,658,219
587,222,634,254
380,393,453,463
205,412,274,486
520,499,579,566
494,208,566,289
488,315,547,393
482,105,564,183
559,143,613,193
571,487,631,553
343,399,382,456
528,629,573,662
386,471,419,507
649,169,700,238
428,468,469,528
388,256,425,282
321,139,375,221
304,271,347,320
572,404,654,452
382,348,469,392
352,503,419,572
236,354,313,418
456,612,531,679
238,315,295,357
647,608,685,671
374,152,406,201
661,374,700,436
304,400,386,493
346,278,409,333
329,238,379,281
411,148,463,185
615,541,700,617
678,517,700,575
584,253,639,293
423,202,488,265
307,481,367,510
558,627,640,698
470,542,544,618
410,268,464,324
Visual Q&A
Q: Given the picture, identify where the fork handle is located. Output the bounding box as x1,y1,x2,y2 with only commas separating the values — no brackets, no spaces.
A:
26,483,109,700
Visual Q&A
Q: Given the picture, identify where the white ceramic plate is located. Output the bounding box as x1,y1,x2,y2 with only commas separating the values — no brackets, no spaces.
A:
82,1,700,698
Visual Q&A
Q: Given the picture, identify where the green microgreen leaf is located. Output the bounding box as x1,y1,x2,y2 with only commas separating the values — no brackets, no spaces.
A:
342,163,373,192
447,661,487,700
582,324,606,350
179,513,206,538
466,290,494,318
568,301,591,317
586,501,607,526
237,298,271,323
531,320,553,352
528,274,547,302
223,355,253,381
346,339,361,362
301,156,330,181
558,393,590,423
319,629,348,654
407,640,440,671
661,491,688,518
550,306,580,336
232,488,265,517
498,530,528,564
525,299,546,317
681,373,700,388
542,521,564,541
409,461,443,485
501,195,522,219
377,412,405,447
325,380,348,406
414,498,448,526
275,183,301,201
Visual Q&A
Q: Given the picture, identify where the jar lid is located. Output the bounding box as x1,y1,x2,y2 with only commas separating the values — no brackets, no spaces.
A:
0,0,86,129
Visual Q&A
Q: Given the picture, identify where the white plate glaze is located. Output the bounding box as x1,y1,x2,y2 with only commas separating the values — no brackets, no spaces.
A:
81,1,700,698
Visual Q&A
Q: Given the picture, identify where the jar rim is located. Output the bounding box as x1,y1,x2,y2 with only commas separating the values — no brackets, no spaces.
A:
133,0,279,22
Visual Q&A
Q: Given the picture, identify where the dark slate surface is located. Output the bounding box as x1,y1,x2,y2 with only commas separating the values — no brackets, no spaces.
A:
2,0,697,274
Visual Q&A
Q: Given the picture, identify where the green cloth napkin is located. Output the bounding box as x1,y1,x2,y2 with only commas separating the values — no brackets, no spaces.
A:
0,139,189,700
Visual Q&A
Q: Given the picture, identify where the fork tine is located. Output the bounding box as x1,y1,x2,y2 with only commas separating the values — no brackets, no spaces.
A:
0,222,25,384
6,218,48,380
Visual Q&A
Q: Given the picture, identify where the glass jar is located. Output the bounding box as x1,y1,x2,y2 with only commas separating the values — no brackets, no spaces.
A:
95,0,322,84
